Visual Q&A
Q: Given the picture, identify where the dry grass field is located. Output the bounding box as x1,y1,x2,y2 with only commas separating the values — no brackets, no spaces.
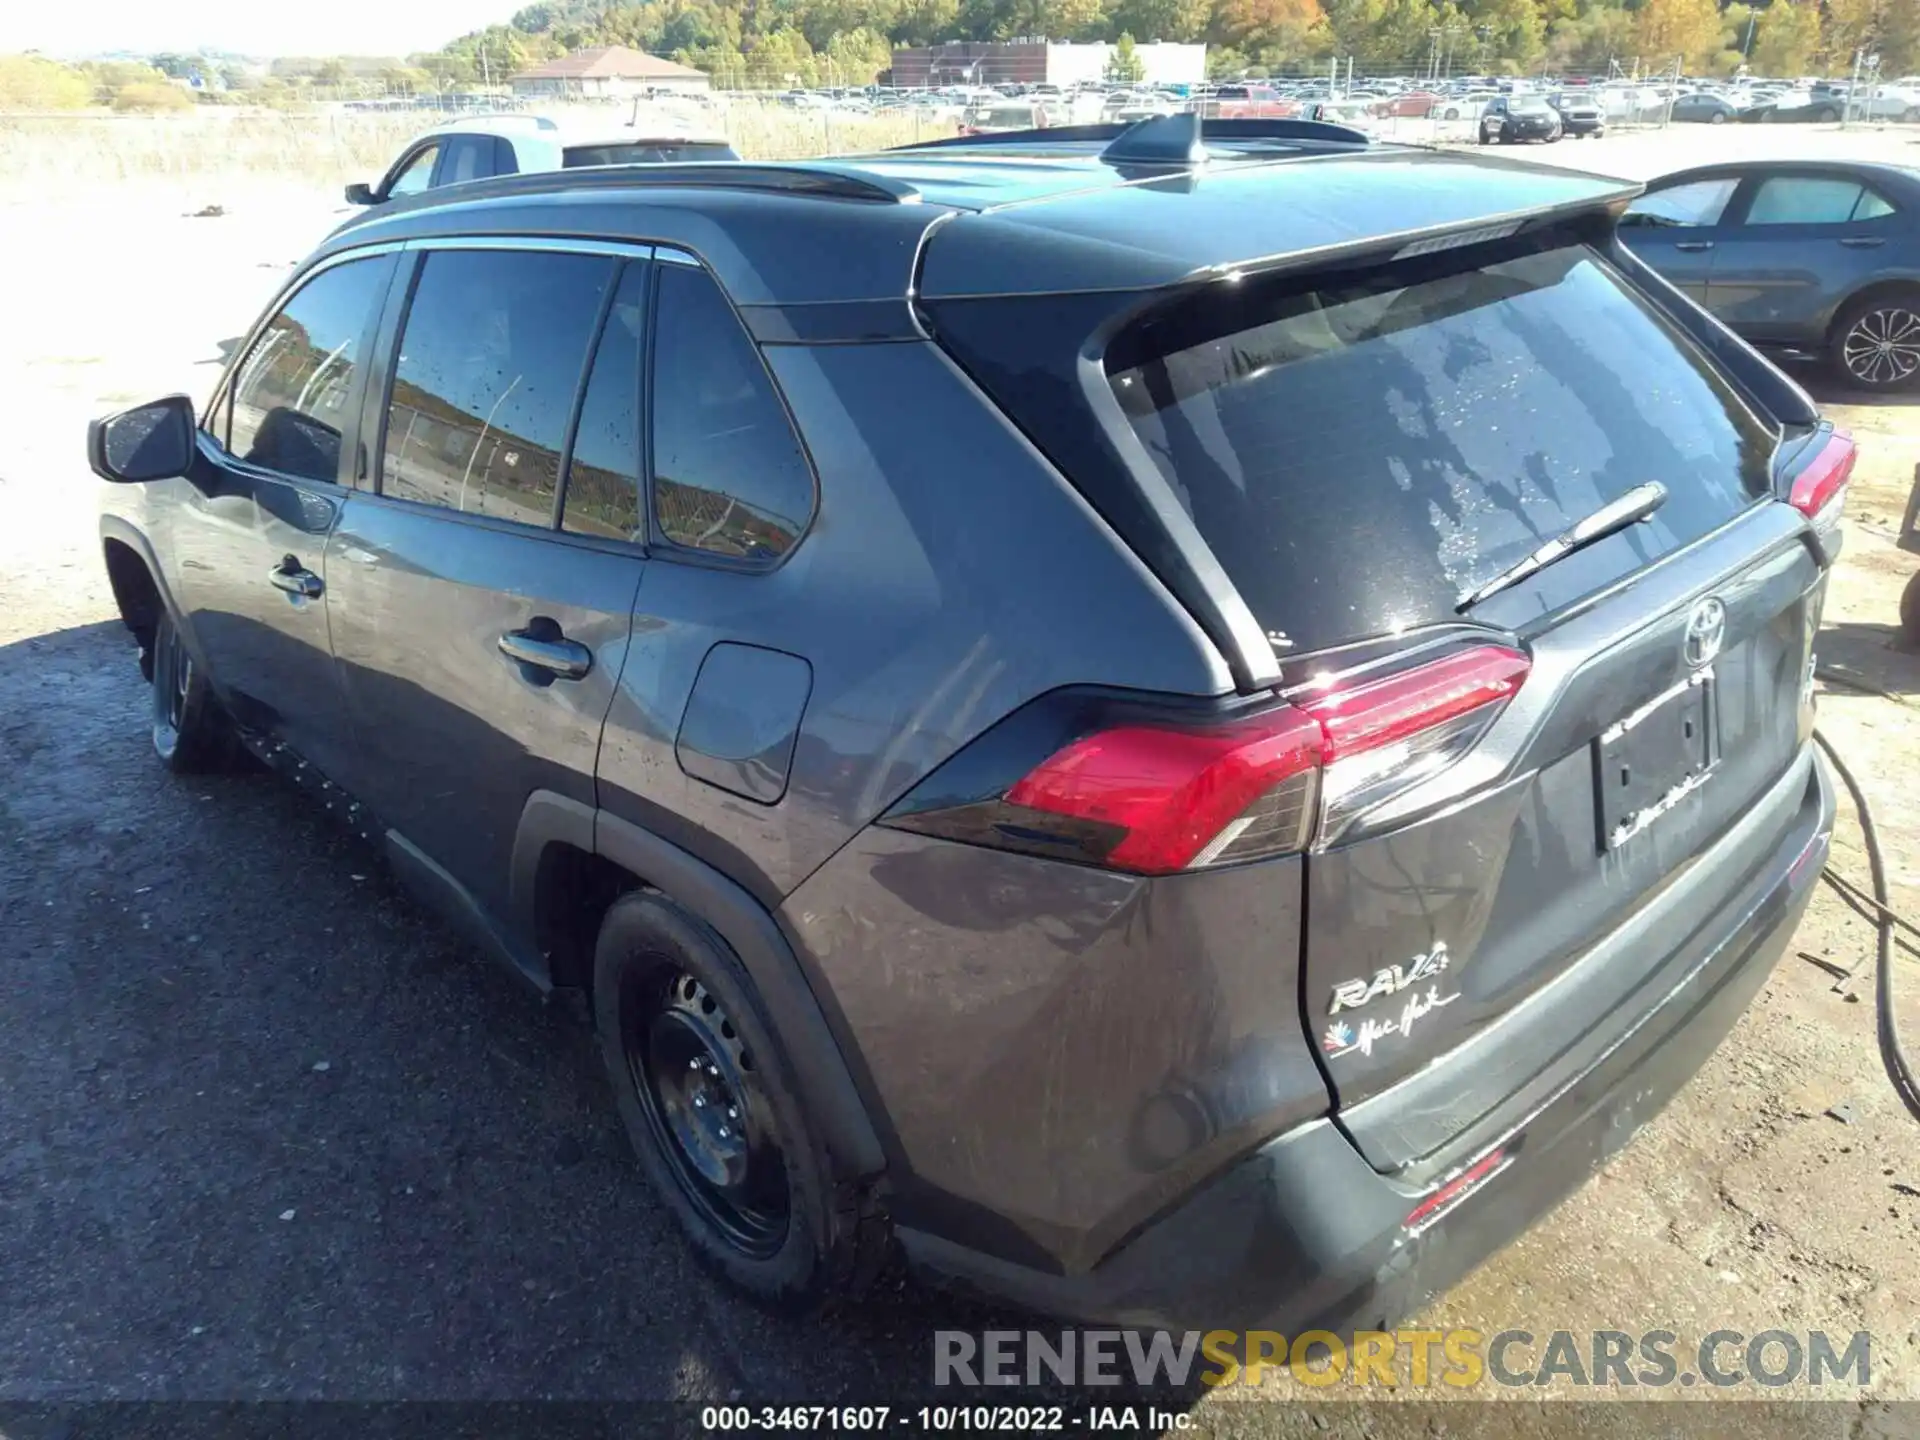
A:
0,100,947,195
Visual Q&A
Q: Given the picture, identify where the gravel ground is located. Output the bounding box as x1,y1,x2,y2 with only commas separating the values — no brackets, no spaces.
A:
2,125,1919,1434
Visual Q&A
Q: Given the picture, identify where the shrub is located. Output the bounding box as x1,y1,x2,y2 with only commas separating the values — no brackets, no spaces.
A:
0,54,93,111
112,81,195,113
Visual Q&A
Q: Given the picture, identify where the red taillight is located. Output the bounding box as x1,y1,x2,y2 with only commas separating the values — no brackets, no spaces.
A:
1787,428,1855,521
1002,644,1530,874
1007,710,1323,875
1298,647,1531,762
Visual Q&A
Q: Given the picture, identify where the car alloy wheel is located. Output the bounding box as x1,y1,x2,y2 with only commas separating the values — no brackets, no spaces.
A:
1842,304,1920,388
623,965,790,1259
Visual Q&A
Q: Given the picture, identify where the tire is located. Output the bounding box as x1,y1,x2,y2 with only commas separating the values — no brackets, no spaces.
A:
1902,571,1920,649
1903,107,1920,123
1831,290,1920,393
150,607,236,773
1443,106,1460,120
1710,110,1726,124
1815,106,1839,122
592,891,885,1311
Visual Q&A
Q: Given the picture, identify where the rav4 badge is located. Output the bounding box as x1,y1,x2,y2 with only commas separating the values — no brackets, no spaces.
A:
1327,941,1451,1015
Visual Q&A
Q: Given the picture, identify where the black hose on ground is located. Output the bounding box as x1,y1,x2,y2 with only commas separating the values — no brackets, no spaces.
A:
1810,726,1920,1124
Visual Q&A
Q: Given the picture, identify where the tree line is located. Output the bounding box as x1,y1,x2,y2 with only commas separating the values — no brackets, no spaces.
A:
471,0,1915,84
0,0,1913,113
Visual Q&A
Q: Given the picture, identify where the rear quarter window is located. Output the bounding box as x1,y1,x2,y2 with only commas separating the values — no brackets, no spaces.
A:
1105,239,1776,649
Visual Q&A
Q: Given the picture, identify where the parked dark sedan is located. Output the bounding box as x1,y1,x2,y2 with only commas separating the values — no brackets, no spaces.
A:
1479,94,1561,143
1743,96,1845,123
1620,159,1920,391
1669,92,1743,124
1547,90,1605,136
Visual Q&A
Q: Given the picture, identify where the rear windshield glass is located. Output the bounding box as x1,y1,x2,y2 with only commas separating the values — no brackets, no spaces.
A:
563,141,737,167
1105,241,1774,650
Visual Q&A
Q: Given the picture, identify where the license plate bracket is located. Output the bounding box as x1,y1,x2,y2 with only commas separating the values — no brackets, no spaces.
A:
1593,672,1716,851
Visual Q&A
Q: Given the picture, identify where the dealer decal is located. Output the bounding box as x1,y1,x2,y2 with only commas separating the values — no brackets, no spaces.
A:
1322,985,1458,1060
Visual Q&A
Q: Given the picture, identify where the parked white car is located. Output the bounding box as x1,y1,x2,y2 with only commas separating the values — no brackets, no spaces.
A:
344,113,738,209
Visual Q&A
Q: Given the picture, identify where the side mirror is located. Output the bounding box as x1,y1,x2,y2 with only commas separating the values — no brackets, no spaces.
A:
344,181,377,206
88,395,197,484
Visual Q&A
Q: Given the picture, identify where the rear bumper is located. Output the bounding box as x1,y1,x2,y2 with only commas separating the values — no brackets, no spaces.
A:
903,751,1833,1332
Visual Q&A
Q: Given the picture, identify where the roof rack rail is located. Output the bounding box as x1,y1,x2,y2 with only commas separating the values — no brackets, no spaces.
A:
889,115,1372,156
415,162,920,207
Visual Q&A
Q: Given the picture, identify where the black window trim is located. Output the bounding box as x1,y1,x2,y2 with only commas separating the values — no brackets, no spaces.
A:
202,243,405,492
362,236,661,552
639,245,822,576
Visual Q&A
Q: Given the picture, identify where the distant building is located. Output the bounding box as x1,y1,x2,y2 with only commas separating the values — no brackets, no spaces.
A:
888,39,1206,89
511,45,710,98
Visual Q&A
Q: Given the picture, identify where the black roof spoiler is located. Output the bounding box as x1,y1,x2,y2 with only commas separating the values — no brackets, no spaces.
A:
891,114,1373,159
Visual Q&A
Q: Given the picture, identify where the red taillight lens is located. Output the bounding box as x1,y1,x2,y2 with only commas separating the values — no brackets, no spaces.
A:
1007,710,1324,875
1001,644,1530,873
1787,428,1855,522
1298,646,1532,761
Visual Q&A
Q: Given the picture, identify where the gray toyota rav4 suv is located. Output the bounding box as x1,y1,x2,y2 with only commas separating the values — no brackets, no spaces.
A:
91,117,1845,1332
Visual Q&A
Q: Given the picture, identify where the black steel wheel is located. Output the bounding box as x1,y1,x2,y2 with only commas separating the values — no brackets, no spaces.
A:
1835,294,1920,392
621,965,790,1259
592,891,889,1310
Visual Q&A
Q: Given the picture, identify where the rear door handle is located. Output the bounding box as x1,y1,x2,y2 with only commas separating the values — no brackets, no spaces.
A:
1839,236,1886,249
498,618,593,682
1674,241,1715,252
268,556,323,598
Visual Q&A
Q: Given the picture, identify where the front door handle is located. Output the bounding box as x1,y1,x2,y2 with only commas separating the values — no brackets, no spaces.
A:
1839,236,1886,249
498,617,593,683
268,555,323,598
1674,240,1715,253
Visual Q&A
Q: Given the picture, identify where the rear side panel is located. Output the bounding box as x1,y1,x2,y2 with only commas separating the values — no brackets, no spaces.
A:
594,339,1230,905
780,829,1327,1273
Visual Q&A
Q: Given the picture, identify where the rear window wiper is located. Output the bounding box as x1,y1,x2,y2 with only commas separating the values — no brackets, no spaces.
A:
1457,481,1668,610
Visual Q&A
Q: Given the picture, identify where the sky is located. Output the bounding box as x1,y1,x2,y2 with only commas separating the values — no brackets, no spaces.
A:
5,0,525,59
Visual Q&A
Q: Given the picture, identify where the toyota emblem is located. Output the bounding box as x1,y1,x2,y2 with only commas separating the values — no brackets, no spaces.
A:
1684,597,1727,669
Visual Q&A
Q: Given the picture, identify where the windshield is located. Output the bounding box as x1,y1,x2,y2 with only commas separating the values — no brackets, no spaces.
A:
1103,239,1774,647
1511,97,1552,113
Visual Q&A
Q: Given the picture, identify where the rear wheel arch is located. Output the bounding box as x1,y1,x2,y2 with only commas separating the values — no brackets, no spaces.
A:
516,799,887,1179
1827,278,1920,343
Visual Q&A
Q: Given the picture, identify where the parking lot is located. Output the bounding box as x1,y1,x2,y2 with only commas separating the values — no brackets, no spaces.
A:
2,122,1918,1428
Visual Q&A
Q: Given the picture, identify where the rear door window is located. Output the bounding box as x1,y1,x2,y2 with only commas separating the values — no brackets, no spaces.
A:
1741,175,1897,224
382,248,615,527
1105,240,1775,650
436,134,495,185
562,263,648,542
1744,176,1872,225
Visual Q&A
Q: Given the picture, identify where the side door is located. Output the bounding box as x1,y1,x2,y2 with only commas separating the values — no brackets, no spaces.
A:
1703,171,1907,343
322,242,650,955
174,249,397,783
1616,173,1744,307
